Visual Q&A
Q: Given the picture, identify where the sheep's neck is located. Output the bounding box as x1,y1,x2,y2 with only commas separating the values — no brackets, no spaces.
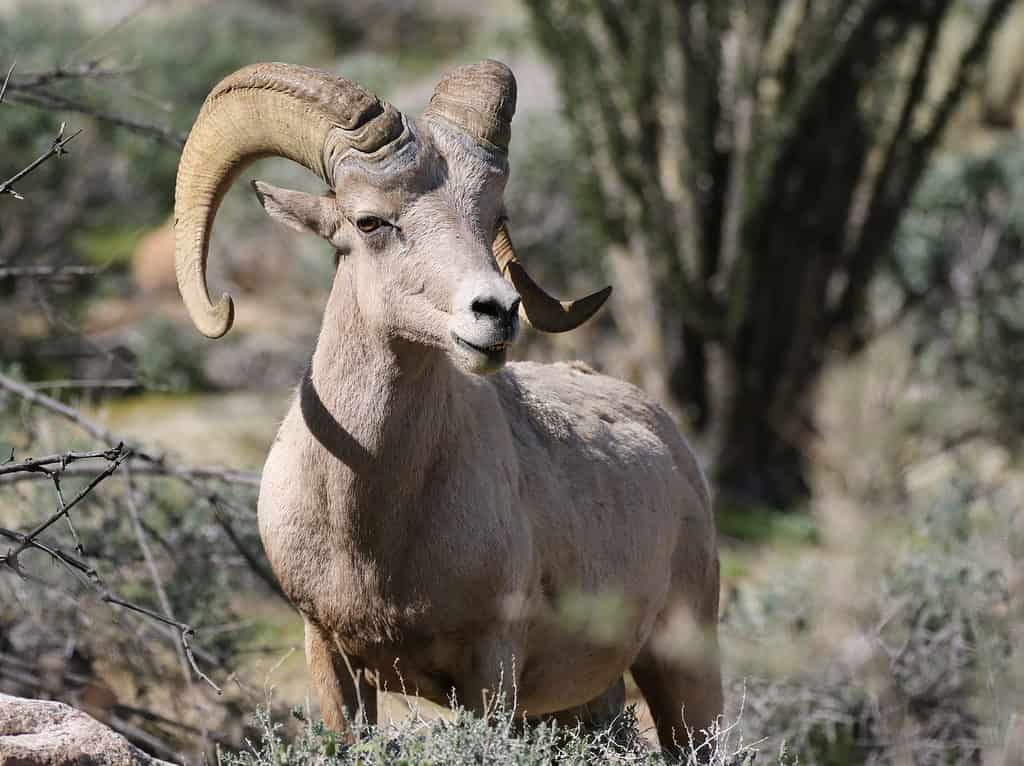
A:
303,278,456,550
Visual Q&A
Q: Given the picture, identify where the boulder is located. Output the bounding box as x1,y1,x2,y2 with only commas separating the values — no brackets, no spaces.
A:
0,693,176,766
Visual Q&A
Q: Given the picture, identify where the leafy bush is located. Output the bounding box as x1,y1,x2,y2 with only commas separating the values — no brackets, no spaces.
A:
723,479,1020,765
890,137,1024,443
127,316,210,392
0,0,331,384
0,391,274,759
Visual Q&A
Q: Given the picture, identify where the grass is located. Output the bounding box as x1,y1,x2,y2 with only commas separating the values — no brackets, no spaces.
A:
715,503,821,546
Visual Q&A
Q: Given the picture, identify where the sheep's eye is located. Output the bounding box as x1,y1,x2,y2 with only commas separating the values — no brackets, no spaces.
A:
356,216,386,234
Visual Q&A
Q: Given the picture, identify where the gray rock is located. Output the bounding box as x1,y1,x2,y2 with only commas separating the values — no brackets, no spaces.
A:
0,693,177,766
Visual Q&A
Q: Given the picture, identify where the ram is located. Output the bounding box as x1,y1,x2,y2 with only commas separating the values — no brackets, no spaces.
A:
173,60,722,755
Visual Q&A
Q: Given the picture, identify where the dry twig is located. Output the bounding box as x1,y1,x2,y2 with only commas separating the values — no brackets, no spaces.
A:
0,120,82,200
0,61,15,104
1,57,186,149
0,371,272,693
0,263,101,279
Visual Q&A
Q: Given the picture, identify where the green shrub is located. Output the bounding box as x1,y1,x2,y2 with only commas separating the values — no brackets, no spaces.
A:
723,480,1019,765
891,137,1024,443
220,702,770,766
127,316,209,392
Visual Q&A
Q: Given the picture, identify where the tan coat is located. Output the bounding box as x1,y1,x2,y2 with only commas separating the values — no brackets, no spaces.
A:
173,60,722,754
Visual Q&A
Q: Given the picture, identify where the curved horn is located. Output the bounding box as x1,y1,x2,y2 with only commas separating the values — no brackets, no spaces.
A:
174,62,404,338
494,221,611,333
423,59,516,150
426,60,611,332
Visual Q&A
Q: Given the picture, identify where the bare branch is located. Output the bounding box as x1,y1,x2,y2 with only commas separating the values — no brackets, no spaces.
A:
7,89,184,149
0,371,262,485
2,445,130,566
10,59,140,89
0,460,261,487
27,378,141,392
123,461,194,692
0,369,125,447
1,53,185,149
0,447,124,476
0,521,222,695
0,121,82,200
0,61,14,104
0,264,102,279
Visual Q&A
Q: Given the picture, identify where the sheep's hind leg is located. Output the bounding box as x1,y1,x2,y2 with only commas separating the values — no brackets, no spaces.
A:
630,638,723,760
304,620,377,737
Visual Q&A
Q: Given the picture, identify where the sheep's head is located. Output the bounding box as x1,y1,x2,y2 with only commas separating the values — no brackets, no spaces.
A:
173,61,610,374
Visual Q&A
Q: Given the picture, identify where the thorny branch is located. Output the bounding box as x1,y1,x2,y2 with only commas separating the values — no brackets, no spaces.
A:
0,371,275,694
0,525,222,695
0,370,262,484
0,446,124,476
10,89,185,149
1,58,186,149
3,445,129,564
0,120,82,200
0,263,102,279
0,460,261,487
0,40,248,756
0,61,14,104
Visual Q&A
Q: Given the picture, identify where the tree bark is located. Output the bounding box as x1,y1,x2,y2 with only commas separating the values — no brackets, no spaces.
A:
527,0,1013,511
715,355,819,508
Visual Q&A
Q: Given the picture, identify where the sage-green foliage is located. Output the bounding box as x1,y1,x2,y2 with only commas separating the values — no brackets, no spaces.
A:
1,0,328,220
0,0,330,380
220,704,768,766
725,478,1020,765
891,137,1024,441
128,316,210,392
0,390,268,752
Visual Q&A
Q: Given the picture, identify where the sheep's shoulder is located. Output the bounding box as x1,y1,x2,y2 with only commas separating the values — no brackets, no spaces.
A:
495,360,673,441
493,362,708,506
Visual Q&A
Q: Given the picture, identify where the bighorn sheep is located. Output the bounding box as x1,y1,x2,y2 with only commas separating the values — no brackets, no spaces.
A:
173,60,722,754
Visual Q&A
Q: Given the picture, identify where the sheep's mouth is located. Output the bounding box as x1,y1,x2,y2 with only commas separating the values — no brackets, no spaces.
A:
452,333,510,357
451,333,510,372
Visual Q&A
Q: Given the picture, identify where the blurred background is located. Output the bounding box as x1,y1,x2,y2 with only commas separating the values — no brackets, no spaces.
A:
0,0,1021,763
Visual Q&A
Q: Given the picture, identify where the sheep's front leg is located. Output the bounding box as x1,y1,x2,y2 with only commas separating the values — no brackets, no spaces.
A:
455,638,519,718
304,620,377,736
547,677,626,732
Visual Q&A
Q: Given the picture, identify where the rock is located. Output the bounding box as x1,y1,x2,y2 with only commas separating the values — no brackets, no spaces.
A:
0,693,176,766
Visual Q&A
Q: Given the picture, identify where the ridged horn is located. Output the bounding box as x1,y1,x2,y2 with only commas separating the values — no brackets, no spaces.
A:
494,221,612,333
423,59,516,150
174,62,404,338
426,60,611,332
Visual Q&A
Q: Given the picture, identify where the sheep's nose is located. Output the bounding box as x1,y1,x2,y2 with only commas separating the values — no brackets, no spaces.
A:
470,291,521,342
471,294,520,325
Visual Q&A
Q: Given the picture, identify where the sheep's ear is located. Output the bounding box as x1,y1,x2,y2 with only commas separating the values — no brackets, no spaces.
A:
251,180,334,238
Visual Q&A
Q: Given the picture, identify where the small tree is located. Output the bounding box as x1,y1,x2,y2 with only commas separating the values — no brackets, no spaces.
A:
526,0,1015,508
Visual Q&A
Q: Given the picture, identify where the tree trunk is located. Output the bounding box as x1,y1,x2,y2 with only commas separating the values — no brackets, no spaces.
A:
669,324,711,432
715,357,819,509
526,0,1014,512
